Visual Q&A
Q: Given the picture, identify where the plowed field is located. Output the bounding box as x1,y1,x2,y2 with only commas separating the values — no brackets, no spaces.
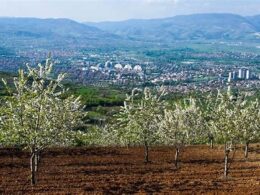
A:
0,145,259,194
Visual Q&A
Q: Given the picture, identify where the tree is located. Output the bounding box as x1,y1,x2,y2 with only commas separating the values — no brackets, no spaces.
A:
114,88,142,147
198,91,220,149
115,87,166,163
212,89,240,179
181,98,204,145
0,57,85,185
236,98,260,160
159,98,202,169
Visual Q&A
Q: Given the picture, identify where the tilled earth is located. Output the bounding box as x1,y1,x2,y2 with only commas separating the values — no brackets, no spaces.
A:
0,145,259,194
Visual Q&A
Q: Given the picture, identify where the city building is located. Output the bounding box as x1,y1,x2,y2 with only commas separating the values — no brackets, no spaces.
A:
246,69,250,80
228,72,232,82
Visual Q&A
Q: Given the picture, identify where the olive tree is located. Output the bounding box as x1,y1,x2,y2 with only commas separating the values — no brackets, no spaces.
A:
159,98,202,169
114,88,141,147
236,98,260,160
0,57,85,185
198,91,221,149
213,90,241,179
115,87,166,163
181,98,204,145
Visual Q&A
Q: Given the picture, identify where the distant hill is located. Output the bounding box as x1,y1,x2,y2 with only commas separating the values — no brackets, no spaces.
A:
86,13,260,42
247,15,260,31
0,17,121,49
0,14,259,51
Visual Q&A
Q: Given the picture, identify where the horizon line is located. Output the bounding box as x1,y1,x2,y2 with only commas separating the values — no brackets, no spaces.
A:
0,12,258,23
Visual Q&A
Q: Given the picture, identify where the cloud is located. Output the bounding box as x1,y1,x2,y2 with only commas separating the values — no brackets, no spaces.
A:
143,0,179,3
116,0,180,4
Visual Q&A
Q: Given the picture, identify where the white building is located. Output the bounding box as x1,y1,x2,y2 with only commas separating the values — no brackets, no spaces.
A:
124,64,132,71
114,63,123,70
133,65,142,72
238,68,246,79
90,66,99,71
228,72,232,82
246,69,250,80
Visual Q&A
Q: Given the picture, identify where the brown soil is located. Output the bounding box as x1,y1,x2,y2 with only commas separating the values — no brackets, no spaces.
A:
0,145,259,194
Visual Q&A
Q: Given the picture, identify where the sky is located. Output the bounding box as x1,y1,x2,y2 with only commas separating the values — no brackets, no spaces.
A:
0,0,259,22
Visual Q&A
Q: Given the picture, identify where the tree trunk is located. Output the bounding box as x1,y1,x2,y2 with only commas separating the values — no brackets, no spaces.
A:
224,144,230,179
144,141,149,163
210,138,213,149
30,152,36,185
208,134,214,149
174,147,180,169
35,152,40,172
244,142,249,160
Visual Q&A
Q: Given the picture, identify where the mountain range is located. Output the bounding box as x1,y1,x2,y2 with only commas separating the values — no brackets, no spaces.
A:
0,17,120,49
0,13,259,50
86,13,260,42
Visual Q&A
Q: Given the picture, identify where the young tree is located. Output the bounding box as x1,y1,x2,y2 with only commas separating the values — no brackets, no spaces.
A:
115,87,166,163
236,98,260,160
213,89,241,179
181,98,204,145
159,98,202,169
114,88,142,147
0,57,85,185
198,91,220,149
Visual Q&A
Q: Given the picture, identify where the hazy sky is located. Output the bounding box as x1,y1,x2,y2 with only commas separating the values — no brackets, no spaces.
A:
0,0,259,22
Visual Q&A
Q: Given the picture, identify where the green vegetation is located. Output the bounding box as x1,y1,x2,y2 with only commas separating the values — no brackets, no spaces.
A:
66,84,125,107
0,58,85,185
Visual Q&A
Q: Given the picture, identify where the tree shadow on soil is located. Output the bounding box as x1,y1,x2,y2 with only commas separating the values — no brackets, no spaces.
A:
0,148,28,158
83,169,115,175
235,158,260,163
42,148,128,157
182,159,223,164
61,161,134,167
248,147,260,154
232,165,259,170
102,181,164,194
0,162,28,168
